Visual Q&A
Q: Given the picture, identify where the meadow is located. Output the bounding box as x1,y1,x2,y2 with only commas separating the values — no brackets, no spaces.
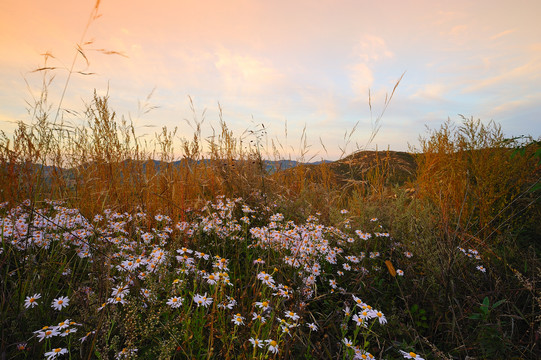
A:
1,4,541,358
1,89,540,360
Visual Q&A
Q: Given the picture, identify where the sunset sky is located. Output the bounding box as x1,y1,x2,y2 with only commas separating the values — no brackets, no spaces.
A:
1,0,540,160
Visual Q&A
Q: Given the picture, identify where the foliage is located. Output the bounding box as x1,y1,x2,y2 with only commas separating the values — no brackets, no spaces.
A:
1,3,540,357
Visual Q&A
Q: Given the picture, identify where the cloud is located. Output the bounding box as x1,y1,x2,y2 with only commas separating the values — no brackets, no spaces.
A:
213,47,285,98
348,63,374,99
348,35,393,99
449,25,468,37
411,83,447,101
490,29,516,40
354,35,394,63
464,56,541,93
490,93,541,115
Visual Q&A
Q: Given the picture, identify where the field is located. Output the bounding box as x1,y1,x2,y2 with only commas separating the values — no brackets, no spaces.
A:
1,96,540,359
1,4,541,358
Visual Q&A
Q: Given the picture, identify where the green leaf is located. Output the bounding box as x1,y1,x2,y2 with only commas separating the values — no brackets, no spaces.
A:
492,299,506,309
481,296,490,310
531,182,541,193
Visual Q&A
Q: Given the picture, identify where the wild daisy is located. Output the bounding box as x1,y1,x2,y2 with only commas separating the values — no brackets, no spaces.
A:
59,327,78,337
307,322,318,331
193,293,213,307
24,293,41,308
352,295,364,307
231,313,245,325
359,310,372,320
252,312,267,323
167,296,183,308
80,331,95,343
111,285,130,297
194,251,209,260
37,328,60,342
399,350,424,359
257,272,275,287
204,273,218,285
355,349,375,359
108,294,127,305
352,314,367,327
44,347,67,360
249,337,264,348
374,310,387,324
397,269,404,276
217,296,237,310
56,319,71,330
284,310,300,321
266,339,279,354
116,348,138,359
51,296,69,311
255,300,271,310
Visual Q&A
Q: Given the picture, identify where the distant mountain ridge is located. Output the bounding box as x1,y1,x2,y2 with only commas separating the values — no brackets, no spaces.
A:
4,151,416,186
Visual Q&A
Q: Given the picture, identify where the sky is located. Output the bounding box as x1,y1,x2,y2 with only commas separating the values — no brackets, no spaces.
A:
1,0,540,160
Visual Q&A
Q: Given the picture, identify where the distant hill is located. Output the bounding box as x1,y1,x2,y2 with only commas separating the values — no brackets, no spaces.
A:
329,150,417,186
4,152,416,189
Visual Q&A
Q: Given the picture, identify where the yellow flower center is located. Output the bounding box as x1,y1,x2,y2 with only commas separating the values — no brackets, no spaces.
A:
54,348,62,353
409,352,417,358
270,340,277,347
58,300,63,304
